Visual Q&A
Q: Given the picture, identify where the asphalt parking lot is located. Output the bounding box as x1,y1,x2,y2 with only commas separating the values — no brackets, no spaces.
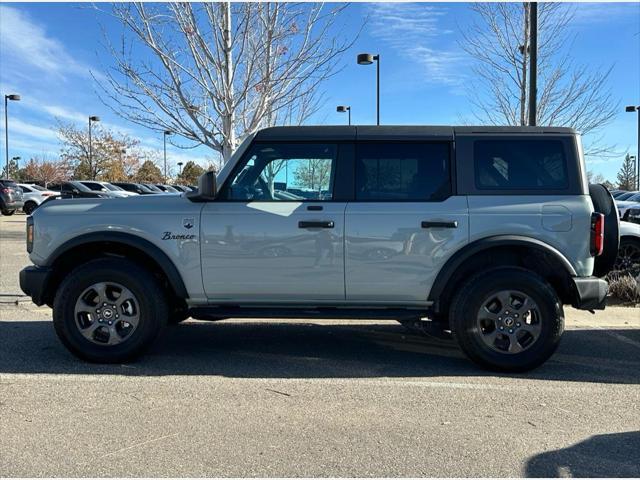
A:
1,214,639,477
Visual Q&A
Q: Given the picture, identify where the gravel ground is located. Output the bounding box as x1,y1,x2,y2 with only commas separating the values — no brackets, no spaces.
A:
1,214,639,477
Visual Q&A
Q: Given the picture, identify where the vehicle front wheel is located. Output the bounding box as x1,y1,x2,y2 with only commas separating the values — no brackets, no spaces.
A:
450,267,564,372
23,201,38,215
1,209,15,216
53,258,168,363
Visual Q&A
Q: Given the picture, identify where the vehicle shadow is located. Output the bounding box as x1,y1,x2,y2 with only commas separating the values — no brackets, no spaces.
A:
0,320,639,384
525,431,640,477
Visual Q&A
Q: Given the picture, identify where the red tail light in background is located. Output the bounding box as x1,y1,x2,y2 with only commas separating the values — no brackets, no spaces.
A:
590,213,604,257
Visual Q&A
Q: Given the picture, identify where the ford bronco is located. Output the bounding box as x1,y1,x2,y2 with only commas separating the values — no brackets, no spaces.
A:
19,126,619,371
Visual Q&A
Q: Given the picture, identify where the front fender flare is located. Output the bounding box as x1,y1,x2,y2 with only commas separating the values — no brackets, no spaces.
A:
45,231,188,299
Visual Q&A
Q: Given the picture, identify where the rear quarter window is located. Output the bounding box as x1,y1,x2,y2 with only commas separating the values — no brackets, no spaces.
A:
474,140,568,190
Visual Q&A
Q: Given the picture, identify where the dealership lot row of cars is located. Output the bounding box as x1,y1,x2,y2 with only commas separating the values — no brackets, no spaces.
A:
1,179,196,216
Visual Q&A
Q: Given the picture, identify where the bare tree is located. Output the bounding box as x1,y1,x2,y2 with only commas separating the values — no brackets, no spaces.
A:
460,3,617,154
98,2,357,162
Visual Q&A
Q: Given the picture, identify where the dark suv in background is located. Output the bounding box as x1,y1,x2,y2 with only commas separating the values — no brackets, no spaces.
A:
0,179,24,215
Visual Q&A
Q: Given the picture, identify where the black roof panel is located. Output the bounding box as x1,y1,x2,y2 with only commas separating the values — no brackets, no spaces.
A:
253,125,577,141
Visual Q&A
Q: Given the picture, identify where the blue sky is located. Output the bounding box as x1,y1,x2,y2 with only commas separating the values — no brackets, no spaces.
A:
0,2,638,181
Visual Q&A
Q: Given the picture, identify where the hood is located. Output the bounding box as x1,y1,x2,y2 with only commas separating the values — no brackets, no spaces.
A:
34,191,194,217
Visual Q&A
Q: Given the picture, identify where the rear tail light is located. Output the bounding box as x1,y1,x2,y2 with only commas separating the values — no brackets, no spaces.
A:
1,188,9,194
41,192,54,197
26,216,34,253
590,212,604,257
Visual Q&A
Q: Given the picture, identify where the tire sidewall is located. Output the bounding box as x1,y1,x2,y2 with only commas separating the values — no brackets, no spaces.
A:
23,201,37,215
53,259,166,362
452,268,564,372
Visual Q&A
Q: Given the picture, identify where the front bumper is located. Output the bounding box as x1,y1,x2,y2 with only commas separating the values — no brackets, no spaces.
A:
571,276,608,310
19,266,52,306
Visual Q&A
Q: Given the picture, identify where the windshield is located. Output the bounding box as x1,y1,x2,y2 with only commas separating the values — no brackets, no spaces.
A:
104,183,124,191
617,192,635,201
144,184,162,192
627,193,640,202
80,182,105,191
30,184,47,191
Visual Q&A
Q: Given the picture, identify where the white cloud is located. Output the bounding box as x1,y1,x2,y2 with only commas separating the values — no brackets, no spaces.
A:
9,118,59,141
0,5,95,81
368,3,466,86
572,3,640,25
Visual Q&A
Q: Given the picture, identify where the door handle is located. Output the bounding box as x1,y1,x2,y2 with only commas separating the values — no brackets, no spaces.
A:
421,221,458,229
298,220,334,229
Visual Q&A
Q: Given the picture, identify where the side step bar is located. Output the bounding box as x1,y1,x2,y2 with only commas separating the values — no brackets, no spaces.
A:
189,306,430,322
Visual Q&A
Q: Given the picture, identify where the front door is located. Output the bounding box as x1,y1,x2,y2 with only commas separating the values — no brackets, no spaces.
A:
201,142,346,302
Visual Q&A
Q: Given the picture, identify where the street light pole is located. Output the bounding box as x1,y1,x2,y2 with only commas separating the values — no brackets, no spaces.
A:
336,105,351,125
163,130,172,182
626,105,640,190
88,116,100,180
357,53,380,125
4,94,20,179
528,2,538,127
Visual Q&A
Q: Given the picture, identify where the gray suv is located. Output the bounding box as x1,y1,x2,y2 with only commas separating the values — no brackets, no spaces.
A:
19,126,619,371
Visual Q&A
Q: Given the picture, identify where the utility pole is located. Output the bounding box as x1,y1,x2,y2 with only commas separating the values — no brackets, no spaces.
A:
528,2,538,127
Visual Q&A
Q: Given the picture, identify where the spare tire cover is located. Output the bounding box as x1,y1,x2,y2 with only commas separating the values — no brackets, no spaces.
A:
589,183,620,277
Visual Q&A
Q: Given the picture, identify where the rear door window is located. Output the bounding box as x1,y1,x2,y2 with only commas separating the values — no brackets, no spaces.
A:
474,140,568,190
355,142,451,201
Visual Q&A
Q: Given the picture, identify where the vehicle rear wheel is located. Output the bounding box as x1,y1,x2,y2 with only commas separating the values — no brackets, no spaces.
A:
614,238,640,276
23,201,37,215
53,258,168,363
1,209,15,216
450,267,564,372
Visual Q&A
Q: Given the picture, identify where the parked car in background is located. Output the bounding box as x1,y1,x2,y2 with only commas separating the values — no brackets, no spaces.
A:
614,192,640,220
626,207,640,225
154,184,180,193
0,179,24,215
141,183,165,194
18,183,60,215
79,181,138,198
111,182,157,195
614,191,639,201
614,221,640,276
171,185,191,192
47,181,111,199
611,190,625,198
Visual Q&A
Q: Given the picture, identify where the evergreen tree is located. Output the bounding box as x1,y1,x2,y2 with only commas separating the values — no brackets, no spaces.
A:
616,154,637,190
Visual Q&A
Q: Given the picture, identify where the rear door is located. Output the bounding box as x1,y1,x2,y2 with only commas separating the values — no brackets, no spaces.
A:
345,141,469,303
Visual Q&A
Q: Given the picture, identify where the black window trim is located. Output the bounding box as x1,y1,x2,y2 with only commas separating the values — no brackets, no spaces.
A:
351,140,454,203
216,140,352,203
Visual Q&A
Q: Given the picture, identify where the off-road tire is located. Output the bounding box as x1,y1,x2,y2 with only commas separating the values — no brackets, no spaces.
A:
450,267,564,372
53,258,168,363
589,183,620,277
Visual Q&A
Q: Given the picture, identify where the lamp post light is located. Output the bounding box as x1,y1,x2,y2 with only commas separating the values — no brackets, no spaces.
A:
4,94,20,179
626,105,640,190
357,53,380,125
177,161,184,176
336,105,351,125
163,130,172,182
88,116,100,180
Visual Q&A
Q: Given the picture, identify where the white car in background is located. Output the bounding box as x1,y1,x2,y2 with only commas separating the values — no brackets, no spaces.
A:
79,181,139,198
615,192,640,220
18,183,60,215
615,221,640,276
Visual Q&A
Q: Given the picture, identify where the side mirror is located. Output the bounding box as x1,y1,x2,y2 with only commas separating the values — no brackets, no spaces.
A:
198,171,217,199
